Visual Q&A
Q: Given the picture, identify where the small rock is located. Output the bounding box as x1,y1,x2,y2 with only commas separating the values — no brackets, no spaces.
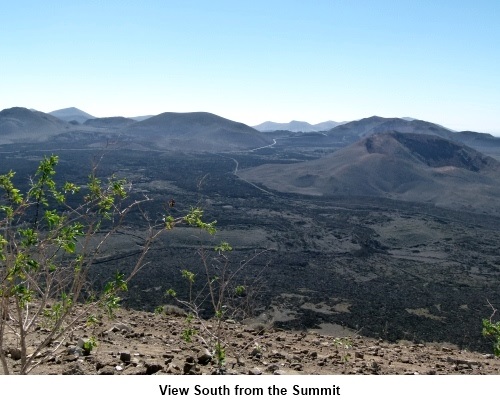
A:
270,350,285,359
197,348,212,365
250,347,261,357
123,366,147,375
98,366,116,375
62,354,80,362
266,364,280,372
120,351,131,363
354,351,364,360
9,348,22,361
66,345,83,357
111,323,132,333
183,362,195,374
249,367,262,375
167,363,181,374
145,362,164,375
62,363,85,375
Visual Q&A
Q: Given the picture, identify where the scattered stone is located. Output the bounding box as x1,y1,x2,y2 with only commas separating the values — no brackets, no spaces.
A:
66,346,83,357
266,364,280,372
197,348,212,365
111,323,132,333
446,357,479,367
61,354,80,362
123,366,147,375
62,363,84,375
98,366,116,375
145,362,164,375
9,348,22,361
183,361,195,374
166,363,181,374
4,306,500,375
120,351,131,363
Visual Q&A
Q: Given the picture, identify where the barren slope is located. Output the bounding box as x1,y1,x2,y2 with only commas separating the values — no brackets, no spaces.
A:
125,112,270,152
0,107,72,143
239,132,500,214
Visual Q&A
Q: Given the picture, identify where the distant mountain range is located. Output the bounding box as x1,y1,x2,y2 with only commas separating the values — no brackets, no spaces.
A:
49,107,95,124
0,107,71,143
253,120,345,132
326,116,499,150
269,116,498,151
83,117,136,129
2,105,500,213
1,106,499,154
0,107,270,152
48,107,153,124
239,131,500,215
124,112,270,151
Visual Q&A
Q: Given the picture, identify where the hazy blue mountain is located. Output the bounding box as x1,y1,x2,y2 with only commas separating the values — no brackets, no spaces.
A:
84,117,136,129
319,116,498,150
125,112,271,151
49,107,95,124
0,107,71,142
129,115,154,121
253,120,343,132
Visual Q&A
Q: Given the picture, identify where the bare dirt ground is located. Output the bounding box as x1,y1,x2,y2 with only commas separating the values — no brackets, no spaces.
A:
2,307,500,375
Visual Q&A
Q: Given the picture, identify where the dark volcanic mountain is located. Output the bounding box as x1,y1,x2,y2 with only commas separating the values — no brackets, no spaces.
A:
321,116,498,150
239,131,500,214
0,108,273,152
49,107,95,124
84,116,136,129
125,112,271,151
0,107,71,143
253,120,342,132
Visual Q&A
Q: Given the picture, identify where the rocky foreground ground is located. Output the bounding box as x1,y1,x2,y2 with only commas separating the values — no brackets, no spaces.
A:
2,307,500,375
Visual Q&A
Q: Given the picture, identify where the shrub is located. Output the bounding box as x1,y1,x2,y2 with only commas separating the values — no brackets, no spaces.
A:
166,239,269,373
0,155,203,374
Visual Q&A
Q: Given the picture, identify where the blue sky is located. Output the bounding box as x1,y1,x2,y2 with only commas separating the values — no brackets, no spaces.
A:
1,0,499,134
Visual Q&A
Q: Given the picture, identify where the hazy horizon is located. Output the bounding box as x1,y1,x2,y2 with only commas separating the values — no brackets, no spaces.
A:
2,104,497,137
